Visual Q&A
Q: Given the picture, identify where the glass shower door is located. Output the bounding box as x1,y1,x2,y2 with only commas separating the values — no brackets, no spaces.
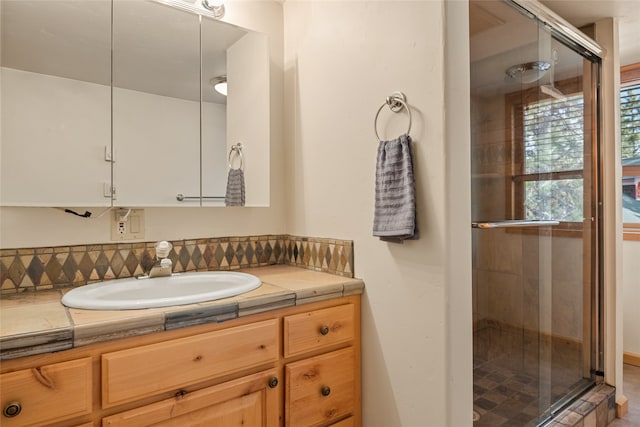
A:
470,1,600,425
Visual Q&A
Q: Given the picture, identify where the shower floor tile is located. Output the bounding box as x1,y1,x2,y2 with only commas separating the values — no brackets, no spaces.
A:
474,326,586,427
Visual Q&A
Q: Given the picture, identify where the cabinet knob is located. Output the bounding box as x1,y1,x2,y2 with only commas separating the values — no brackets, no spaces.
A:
3,401,22,418
320,325,330,336
268,377,279,388
321,386,331,397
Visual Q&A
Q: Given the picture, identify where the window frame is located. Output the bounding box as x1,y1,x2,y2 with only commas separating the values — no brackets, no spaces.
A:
621,63,640,241
505,76,586,236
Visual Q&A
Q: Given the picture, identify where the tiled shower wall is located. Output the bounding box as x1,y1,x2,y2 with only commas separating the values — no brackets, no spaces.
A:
0,235,354,294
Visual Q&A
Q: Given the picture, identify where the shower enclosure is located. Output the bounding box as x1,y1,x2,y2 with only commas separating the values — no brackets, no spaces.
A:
470,1,602,426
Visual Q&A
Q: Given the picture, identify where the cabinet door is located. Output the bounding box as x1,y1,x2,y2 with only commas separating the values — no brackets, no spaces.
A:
102,369,281,427
0,357,92,426
286,347,355,427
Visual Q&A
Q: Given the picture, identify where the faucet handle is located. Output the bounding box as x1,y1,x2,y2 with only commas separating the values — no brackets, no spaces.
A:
155,241,172,258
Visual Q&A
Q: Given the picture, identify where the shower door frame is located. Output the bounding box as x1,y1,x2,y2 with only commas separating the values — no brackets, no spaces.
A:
469,1,605,424
507,0,606,419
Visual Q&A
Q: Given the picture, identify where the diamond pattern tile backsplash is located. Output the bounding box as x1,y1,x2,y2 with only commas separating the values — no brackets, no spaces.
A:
0,235,354,294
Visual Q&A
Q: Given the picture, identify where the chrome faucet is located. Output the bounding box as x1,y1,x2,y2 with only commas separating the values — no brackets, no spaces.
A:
144,241,173,278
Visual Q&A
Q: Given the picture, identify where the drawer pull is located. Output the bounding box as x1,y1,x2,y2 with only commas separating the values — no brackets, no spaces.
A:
268,377,279,388
321,386,331,397
3,401,22,418
320,325,330,336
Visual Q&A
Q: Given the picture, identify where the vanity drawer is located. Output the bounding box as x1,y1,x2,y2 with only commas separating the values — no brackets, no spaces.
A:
285,347,355,427
103,369,280,427
284,304,354,357
102,319,279,408
0,357,92,426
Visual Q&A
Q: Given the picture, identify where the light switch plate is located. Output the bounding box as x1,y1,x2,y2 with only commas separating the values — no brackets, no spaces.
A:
111,209,145,241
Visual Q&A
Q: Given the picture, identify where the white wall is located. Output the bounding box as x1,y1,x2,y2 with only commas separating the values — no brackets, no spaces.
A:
0,1,285,248
594,17,624,397
284,2,471,425
623,240,640,355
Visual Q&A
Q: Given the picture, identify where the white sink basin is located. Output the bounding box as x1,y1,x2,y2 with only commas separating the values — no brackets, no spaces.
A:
61,272,261,310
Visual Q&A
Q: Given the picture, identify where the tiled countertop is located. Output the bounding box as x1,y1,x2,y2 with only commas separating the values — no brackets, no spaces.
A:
0,265,364,360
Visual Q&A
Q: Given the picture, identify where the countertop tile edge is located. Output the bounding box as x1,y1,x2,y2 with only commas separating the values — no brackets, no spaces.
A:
0,327,73,360
0,267,364,360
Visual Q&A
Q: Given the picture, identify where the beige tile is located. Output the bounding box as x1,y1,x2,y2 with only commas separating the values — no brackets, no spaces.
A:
343,280,365,296
235,283,295,309
0,292,70,336
238,299,295,317
73,313,165,347
297,292,345,305
0,290,62,308
584,410,596,427
241,265,350,287
68,306,166,327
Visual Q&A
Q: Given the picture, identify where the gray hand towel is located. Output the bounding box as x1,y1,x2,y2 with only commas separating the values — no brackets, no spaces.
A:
373,134,417,243
225,168,245,206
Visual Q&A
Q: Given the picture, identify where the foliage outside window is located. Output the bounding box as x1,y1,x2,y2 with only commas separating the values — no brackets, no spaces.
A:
522,94,584,222
621,63,640,241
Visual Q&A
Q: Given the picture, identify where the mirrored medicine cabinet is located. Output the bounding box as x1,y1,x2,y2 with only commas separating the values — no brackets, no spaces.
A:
0,0,269,208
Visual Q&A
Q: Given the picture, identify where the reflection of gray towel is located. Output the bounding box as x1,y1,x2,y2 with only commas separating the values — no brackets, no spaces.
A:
373,134,417,243
225,169,245,206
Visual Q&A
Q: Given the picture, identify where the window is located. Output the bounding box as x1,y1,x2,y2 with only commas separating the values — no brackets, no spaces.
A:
506,77,589,234
521,94,584,222
621,63,640,241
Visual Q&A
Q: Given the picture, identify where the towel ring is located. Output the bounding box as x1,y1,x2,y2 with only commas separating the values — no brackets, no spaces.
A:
374,91,412,142
228,143,244,170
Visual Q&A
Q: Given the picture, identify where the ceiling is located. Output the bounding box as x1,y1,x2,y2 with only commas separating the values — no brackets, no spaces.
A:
540,0,640,66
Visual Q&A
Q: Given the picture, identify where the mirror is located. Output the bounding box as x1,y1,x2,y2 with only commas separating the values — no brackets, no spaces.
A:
0,0,270,207
203,14,270,207
0,0,112,206
112,0,201,207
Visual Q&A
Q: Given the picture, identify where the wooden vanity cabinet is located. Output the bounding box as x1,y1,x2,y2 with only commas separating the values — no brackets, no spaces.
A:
283,304,358,427
0,295,360,427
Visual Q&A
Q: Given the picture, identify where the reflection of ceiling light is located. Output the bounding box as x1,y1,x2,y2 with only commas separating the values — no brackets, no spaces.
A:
505,61,551,84
211,75,227,96
201,0,225,19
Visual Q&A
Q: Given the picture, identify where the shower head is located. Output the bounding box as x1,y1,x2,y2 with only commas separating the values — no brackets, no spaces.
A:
505,61,551,84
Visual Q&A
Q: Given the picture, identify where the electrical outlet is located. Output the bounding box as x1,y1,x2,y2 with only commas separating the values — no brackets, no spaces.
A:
111,209,145,241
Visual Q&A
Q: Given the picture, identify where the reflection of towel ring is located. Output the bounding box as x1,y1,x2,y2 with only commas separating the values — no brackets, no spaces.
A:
374,91,412,142
228,143,244,170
